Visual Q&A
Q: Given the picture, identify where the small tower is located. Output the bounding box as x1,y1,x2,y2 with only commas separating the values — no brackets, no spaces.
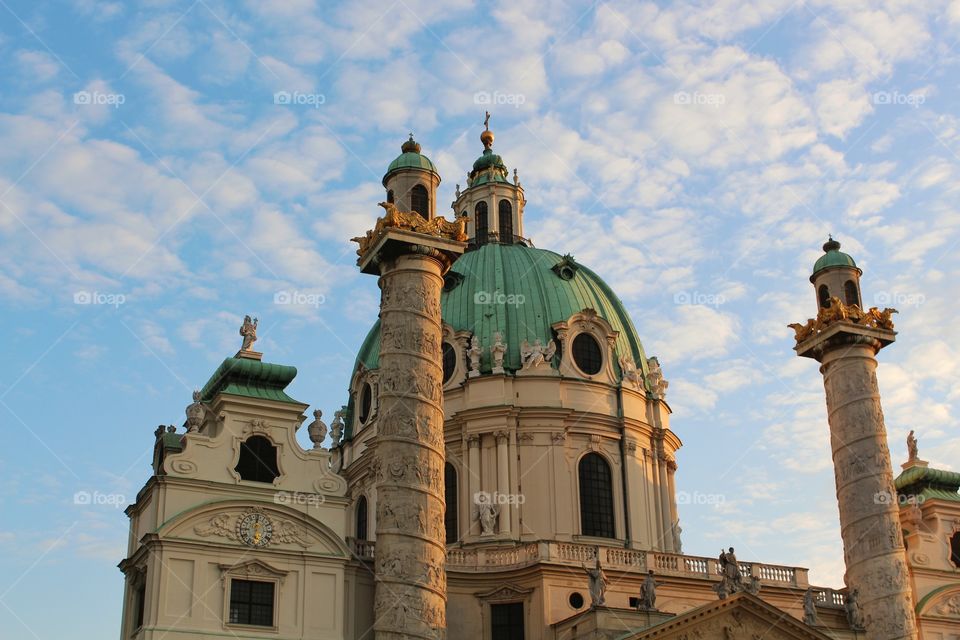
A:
383,134,441,219
453,113,526,247
811,236,863,309
792,238,917,640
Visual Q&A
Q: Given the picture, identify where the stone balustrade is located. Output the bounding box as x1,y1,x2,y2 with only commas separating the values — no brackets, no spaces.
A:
351,538,814,591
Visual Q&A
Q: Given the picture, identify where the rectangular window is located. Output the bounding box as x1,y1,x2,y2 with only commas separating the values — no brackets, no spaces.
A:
491,602,525,640
229,579,275,627
134,583,146,629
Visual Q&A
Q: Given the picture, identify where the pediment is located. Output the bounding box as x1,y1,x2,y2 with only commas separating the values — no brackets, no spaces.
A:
475,583,534,602
219,558,288,581
158,500,351,557
627,593,833,640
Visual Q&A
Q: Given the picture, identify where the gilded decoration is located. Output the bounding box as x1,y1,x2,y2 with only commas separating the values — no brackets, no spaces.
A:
351,201,469,257
789,296,897,344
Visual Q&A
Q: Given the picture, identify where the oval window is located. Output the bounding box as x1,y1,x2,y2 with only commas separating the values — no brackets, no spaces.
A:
358,383,372,424
572,333,603,375
442,342,456,383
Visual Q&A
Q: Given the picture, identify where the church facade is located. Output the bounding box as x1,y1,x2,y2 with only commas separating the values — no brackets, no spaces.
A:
118,125,960,640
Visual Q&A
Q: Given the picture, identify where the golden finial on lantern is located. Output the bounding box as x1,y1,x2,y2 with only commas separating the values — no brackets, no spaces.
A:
480,111,494,149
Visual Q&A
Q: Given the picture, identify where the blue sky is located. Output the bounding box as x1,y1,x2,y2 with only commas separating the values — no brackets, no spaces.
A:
2,0,960,637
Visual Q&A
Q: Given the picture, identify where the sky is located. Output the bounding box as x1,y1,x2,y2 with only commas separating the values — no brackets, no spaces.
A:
1,0,959,638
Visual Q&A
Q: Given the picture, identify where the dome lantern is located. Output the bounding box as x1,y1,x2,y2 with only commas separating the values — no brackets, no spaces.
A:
810,236,863,309
453,112,526,248
382,133,440,219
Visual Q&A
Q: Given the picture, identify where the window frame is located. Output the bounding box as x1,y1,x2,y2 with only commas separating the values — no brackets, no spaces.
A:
445,462,458,544
411,184,429,218
228,578,277,628
218,561,287,634
475,201,489,245
498,199,513,243
234,435,281,484
571,333,603,376
578,452,616,539
490,601,525,640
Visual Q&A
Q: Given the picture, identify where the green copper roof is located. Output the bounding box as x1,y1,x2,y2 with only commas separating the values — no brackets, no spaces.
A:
382,136,438,185
468,148,510,186
812,238,858,278
350,244,649,434
895,464,960,503
200,357,300,404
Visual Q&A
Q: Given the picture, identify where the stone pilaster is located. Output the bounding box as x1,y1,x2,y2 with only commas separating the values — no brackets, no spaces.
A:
356,228,465,640
797,324,916,640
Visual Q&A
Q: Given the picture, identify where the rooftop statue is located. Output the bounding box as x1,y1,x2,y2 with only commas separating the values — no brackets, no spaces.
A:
907,429,919,462
239,315,258,352
584,554,608,607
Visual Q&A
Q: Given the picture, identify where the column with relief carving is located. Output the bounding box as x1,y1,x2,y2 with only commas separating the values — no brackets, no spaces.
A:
354,222,466,640
794,306,916,640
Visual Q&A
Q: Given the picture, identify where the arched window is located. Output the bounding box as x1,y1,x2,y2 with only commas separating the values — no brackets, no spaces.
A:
475,201,488,245
411,184,429,217
818,284,830,308
445,462,458,543
235,435,279,483
356,496,368,541
386,189,394,203
844,280,860,307
498,199,513,242
578,453,615,538
442,342,456,384
950,532,960,568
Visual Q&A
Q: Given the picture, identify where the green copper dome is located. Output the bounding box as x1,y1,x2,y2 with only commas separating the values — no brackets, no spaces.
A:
352,243,648,391
812,237,858,279
382,135,438,186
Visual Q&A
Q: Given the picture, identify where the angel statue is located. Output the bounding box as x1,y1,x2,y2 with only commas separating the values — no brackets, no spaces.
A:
520,338,556,370
240,315,258,352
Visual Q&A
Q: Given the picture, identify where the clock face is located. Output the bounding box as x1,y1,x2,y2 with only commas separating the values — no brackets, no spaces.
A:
237,512,273,548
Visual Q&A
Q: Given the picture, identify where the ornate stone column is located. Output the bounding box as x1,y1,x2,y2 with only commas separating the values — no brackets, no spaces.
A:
355,223,466,640
495,430,510,534
795,317,916,640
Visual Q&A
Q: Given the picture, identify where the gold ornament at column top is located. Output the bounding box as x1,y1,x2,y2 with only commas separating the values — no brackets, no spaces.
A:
351,202,469,257
793,307,917,640
354,210,466,640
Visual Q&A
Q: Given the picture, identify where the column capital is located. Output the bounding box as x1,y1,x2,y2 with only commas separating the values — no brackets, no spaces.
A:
355,225,466,276
494,430,509,445
467,434,481,448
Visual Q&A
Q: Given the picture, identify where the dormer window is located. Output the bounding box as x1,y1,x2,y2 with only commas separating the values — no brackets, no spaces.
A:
235,436,279,483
